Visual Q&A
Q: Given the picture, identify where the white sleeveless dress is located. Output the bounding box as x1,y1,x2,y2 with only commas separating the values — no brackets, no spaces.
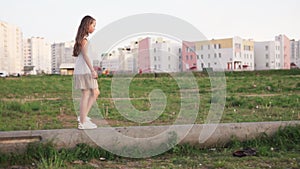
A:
73,51,98,90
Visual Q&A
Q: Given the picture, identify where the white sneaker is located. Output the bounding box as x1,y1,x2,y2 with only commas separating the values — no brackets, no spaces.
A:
78,121,97,130
77,116,91,122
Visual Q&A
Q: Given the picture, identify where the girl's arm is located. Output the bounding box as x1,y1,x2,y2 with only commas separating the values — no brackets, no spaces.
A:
81,39,98,78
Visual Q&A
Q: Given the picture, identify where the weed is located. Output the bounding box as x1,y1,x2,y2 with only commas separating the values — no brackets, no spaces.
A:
1,125,300,168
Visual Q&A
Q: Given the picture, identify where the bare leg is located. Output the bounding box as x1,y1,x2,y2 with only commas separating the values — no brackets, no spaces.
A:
79,89,90,123
85,88,100,118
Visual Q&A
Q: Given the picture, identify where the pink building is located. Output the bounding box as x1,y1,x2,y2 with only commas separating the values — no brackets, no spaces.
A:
275,35,291,69
138,37,151,73
182,41,197,71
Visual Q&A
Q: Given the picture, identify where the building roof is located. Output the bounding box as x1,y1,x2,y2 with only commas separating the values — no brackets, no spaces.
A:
59,63,75,69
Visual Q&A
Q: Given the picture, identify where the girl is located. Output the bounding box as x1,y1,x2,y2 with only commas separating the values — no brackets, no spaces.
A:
73,15,99,129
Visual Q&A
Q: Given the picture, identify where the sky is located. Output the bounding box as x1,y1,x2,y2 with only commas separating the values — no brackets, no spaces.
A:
1,0,300,43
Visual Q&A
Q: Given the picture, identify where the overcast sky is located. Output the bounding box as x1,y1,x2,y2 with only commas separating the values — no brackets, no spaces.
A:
1,0,299,43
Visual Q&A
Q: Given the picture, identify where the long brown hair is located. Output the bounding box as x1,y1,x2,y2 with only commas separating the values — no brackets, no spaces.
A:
73,15,95,57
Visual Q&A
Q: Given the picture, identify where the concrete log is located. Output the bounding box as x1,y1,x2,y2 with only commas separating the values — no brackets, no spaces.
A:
0,121,299,154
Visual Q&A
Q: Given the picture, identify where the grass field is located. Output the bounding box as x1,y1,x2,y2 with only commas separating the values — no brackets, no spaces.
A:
0,69,299,131
0,70,299,168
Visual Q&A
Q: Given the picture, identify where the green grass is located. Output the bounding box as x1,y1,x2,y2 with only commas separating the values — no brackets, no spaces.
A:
1,70,299,168
0,70,299,131
1,125,299,168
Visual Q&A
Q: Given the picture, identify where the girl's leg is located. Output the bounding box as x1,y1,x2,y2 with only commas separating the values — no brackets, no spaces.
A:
85,88,100,117
79,89,90,123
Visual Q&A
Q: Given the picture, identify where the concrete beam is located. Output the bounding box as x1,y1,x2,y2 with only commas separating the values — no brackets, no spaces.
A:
0,121,299,154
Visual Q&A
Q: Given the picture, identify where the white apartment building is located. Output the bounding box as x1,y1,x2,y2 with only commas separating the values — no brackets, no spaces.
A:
100,51,120,72
290,39,300,68
23,37,51,74
101,40,139,73
117,48,136,73
254,41,281,70
150,38,181,73
51,41,75,74
138,37,182,73
192,36,254,71
0,21,23,74
275,35,291,69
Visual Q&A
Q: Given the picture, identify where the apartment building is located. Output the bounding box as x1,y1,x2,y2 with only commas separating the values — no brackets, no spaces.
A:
254,41,281,70
275,34,291,69
138,37,181,73
182,37,254,71
0,21,23,74
23,37,51,74
100,51,120,72
51,41,75,74
254,35,291,70
99,39,139,73
290,39,300,68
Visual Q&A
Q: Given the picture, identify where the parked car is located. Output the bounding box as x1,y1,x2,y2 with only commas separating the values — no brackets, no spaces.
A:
0,71,9,78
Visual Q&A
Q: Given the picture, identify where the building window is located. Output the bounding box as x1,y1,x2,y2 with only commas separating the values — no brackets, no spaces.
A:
154,65,157,70
214,62,217,65
154,48,156,53
201,55,203,59
266,62,269,67
266,54,269,59
197,55,199,60
208,45,210,50
201,63,204,68
168,47,171,52
219,44,221,49
179,48,181,53
214,53,217,58
190,55,193,60
235,43,241,49
154,56,157,61
219,53,222,58
208,54,210,59
191,46,195,51
186,55,188,60
168,64,171,69
201,45,203,50
265,46,269,51
244,45,251,51
214,44,217,49
168,56,171,61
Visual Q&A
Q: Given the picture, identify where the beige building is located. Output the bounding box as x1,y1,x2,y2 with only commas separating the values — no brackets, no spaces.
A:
0,21,23,74
183,36,254,71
